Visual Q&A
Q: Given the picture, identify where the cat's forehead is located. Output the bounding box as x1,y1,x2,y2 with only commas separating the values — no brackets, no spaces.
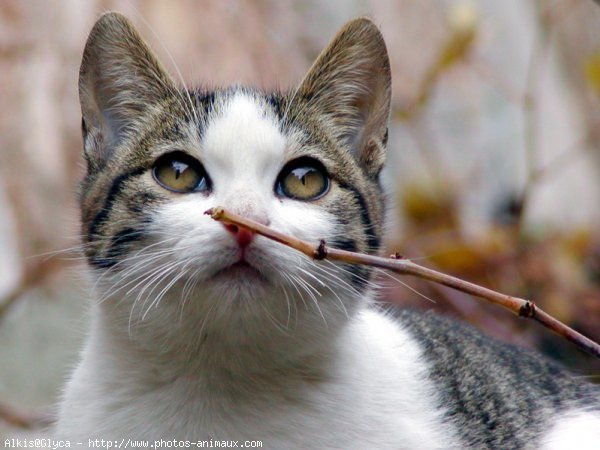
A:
201,93,286,174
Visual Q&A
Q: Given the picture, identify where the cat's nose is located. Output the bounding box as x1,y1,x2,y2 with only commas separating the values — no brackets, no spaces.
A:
222,212,270,248
223,223,255,248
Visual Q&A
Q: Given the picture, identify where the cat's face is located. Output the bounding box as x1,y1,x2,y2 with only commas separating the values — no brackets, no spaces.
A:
78,13,391,341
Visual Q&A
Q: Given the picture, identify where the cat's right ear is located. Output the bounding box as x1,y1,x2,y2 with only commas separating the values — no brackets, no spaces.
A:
79,12,175,171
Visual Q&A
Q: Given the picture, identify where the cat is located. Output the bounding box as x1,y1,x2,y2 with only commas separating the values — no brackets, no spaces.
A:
55,12,600,449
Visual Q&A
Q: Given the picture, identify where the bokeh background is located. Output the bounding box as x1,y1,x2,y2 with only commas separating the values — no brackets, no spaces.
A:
1,0,600,438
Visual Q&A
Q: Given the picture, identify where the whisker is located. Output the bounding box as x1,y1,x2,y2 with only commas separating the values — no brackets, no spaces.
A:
135,260,185,316
280,271,309,312
288,272,327,326
178,266,205,323
142,265,190,321
373,267,437,304
130,9,201,129
296,266,349,319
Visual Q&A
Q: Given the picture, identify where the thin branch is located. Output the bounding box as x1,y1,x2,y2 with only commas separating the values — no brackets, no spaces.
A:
205,207,600,359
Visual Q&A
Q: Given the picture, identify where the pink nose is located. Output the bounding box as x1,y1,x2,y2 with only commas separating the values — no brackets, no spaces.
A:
223,223,254,248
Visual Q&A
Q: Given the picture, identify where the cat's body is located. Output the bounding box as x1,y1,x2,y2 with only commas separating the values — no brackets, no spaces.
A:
56,13,600,449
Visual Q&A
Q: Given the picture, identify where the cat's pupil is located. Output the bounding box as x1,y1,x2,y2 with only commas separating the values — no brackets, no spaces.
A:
276,160,329,201
152,152,209,193
293,168,310,185
172,161,187,180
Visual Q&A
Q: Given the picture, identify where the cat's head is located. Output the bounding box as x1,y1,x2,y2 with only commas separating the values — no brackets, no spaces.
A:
78,13,391,346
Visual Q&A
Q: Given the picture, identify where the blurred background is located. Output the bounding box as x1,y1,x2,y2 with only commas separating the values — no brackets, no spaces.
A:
1,0,600,438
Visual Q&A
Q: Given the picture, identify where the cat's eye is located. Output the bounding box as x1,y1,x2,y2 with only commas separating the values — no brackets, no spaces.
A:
276,158,330,201
152,152,210,193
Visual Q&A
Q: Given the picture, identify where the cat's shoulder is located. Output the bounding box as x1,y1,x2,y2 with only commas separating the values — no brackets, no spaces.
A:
383,306,598,401
389,307,587,379
373,306,600,449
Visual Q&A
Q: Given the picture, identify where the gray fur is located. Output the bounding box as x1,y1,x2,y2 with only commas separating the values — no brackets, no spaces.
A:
396,309,600,449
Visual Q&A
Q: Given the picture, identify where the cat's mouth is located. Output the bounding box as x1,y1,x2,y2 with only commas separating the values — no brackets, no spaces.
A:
212,260,268,282
229,261,253,270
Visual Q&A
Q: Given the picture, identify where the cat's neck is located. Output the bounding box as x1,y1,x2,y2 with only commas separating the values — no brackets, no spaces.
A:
90,288,358,388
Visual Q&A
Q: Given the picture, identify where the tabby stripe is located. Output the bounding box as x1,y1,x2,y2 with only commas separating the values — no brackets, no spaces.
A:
266,93,283,120
107,227,145,258
331,237,357,253
337,181,380,251
329,237,369,289
88,167,146,241
89,255,116,269
194,91,216,116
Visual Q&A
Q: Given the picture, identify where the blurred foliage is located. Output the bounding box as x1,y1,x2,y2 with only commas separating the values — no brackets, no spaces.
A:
396,3,478,119
380,0,600,379
584,50,600,98
386,180,600,376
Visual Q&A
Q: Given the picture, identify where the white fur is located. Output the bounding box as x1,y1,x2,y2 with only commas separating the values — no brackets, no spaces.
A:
56,309,461,448
541,410,600,450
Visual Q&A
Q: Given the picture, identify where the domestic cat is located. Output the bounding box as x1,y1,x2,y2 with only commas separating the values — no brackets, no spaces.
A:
55,12,600,449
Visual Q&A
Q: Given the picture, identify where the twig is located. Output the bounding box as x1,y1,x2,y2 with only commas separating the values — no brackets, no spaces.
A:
205,206,600,359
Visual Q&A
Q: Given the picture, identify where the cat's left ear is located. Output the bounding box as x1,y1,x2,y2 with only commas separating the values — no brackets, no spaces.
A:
295,18,391,178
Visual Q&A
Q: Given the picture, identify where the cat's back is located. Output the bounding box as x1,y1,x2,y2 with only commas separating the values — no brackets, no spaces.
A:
393,308,600,449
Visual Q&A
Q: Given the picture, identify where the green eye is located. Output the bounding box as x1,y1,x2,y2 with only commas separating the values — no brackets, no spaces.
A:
152,152,210,193
276,158,330,200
